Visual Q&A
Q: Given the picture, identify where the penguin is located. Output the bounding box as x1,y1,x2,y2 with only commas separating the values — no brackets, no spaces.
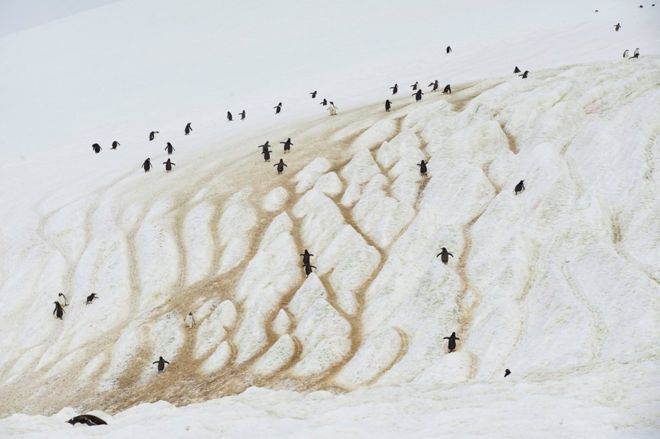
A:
327,102,338,116
417,160,428,176
639,4,643,7
184,312,195,329
443,84,452,94
149,131,159,141
274,102,282,114
443,332,460,352
258,141,271,154
446,45,452,54
280,138,293,153
595,9,599,12
614,23,621,32
412,89,423,101
385,99,392,112
504,369,511,377
111,141,120,150
274,158,287,174
239,110,246,120
58,293,69,307
436,247,454,264
513,66,521,74
429,80,439,91
153,356,170,372
165,142,175,155
66,414,107,426
310,90,317,98
303,263,317,277
92,143,101,154
390,83,398,95
631,48,640,59
519,70,529,79
53,301,64,320
514,179,525,195
623,49,629,58
86,293,98,305
142,158,152,173
300,249,314,266
320,98,328,106
410,81,419,91
163,158,175,172
185,122,192,135
227,111,233,121
262,148,272,162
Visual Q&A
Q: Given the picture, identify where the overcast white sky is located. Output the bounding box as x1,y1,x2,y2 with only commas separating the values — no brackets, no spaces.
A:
0,0,117,37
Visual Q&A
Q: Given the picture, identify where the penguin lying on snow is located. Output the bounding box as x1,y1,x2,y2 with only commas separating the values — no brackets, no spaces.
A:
66,414,107,426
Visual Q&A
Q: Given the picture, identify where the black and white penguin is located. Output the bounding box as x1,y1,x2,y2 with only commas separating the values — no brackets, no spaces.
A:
513,66,521,74
320,98,328,106
281,138,293,153
274,102,282,114
303,263,316,277
163,158,175,172
385,99,392,112
519,70,529,79
142,158,152,173
239,110,246,120
111,141,120,150
66,414,107,426
53,301,64,319
185,122,192,135
436,247,454,264
390,83,398,95
410,81,419,91
446,45,452,54
149,131,159,141
504,369,511,377
165,142,175,155
614,23,621,32
153,356,170,372
429,80,439,91
417,160,428,175
58,293,69,307
310,90,317,98
300,249,314,266
443,84,451,94
514,179,525,195
227,111,233,121
274,158,287,174
92,143,101,154
185,312,195,328
86,293,98,305
443,332,460,352
631,48,640,59
412,89,423,101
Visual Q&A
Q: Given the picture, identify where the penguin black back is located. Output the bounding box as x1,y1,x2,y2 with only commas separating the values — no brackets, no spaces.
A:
66,414,107,426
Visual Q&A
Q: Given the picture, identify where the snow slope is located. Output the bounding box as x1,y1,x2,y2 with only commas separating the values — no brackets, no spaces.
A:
0,0,659,437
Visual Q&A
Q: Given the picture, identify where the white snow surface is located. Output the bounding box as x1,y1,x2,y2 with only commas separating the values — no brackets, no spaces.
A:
1,0,659,437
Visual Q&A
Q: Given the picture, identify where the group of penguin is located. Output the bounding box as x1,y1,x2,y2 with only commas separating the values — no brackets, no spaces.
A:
52,292,98,319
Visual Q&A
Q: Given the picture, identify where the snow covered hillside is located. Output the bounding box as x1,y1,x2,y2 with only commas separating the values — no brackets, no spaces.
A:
0,0,659,437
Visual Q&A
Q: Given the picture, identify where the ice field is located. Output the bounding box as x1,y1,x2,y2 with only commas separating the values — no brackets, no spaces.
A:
0,0,658,437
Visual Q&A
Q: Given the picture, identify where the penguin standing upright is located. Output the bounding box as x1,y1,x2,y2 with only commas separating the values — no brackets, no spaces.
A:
142,158,152,173
53,301,64,320
262,148,272,162
184,312,195,328
513,66,521,74
274,102,282,114
239,110,246,120
504,369,511,377
417,160,428,176
92,143,101,154
310,90,317,98
163,158,176,172
390,83,398,95
443,84,452,94
614,23,621,32
274,158,287,174
185,123,192,135
429,80,439,91
111,141,120,150
258,141,271,154
443,332,460,352
280,138,293,153
165,142,175,155
413,89,423,101
514,179,525,195
149,131,159,141
631,48,640,59
327,102,338,116
227,111,233,121
436,247,454,264
410,81,419,91
153,356,170,372
86,293,98,304
385,99,392,112
446,45,452,54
